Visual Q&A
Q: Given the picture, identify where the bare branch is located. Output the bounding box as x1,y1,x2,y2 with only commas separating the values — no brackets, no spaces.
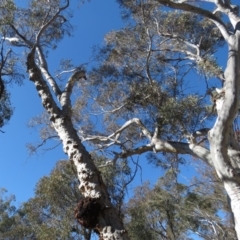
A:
82,118,153,150
9,24,33,47
81,118,214,166
145,28,154,84
60,69,86,113
90,103,127,116
27,135,59,155
105,118,153,141
157,31,201,59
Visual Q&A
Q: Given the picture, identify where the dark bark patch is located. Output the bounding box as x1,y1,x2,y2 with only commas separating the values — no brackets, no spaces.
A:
74,197,101,231
0,77,4,99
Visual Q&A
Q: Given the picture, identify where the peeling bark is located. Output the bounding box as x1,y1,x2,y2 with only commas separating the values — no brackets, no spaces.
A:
26,46,129,239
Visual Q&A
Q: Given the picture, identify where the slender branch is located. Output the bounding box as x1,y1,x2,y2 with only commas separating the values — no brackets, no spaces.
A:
36,46,62,98
145,28,154,84
9,24,33,47
160,48,201,61
91,103,127,115
158,31,201,58
153,126,159,139
27,135,59,155
82,118,153,150
104,118,153,141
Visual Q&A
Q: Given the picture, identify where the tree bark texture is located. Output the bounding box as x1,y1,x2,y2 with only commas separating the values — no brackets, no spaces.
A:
26,47,129,240
209,34,240,239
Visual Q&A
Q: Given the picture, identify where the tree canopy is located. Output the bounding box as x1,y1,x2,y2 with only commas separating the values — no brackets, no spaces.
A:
1,0,240,239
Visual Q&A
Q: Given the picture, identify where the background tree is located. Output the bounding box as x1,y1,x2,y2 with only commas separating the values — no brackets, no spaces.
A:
0,188,16,237
0,0,25,131
126,166,236,240
22,160,87,240
1,158,235,239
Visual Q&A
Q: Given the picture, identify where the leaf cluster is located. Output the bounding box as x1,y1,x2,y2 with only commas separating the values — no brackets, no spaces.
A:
0,91,13,129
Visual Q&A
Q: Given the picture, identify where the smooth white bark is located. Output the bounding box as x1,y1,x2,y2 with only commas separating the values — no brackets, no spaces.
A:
154,1,240,238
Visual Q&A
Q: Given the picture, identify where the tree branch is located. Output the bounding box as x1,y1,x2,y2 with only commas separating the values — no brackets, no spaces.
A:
156,0,230,41
118,140,213,167
81,118,214,166
9,24,33,47
60,69,86,114
36,46,62,99
214,0,240,29
157,30,201,58
27,46,61,119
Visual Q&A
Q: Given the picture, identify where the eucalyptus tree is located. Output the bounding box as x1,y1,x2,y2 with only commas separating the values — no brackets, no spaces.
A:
0,188,16,236
0,0,129,239
113,0,240,238
67,0,240,238
2,0,240,239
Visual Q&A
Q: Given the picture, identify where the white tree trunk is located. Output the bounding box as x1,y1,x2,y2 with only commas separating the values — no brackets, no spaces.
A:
209,34,240,239
26,47,129,240
224,181,240,238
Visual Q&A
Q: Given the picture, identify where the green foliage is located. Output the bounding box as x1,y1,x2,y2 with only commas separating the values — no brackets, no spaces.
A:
72,1,225,153
0,156,131,239
22,160,87,239
125,169,236,240
0,0,16,27
0,162,89,239
0,91,13,129
0,188,16,234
